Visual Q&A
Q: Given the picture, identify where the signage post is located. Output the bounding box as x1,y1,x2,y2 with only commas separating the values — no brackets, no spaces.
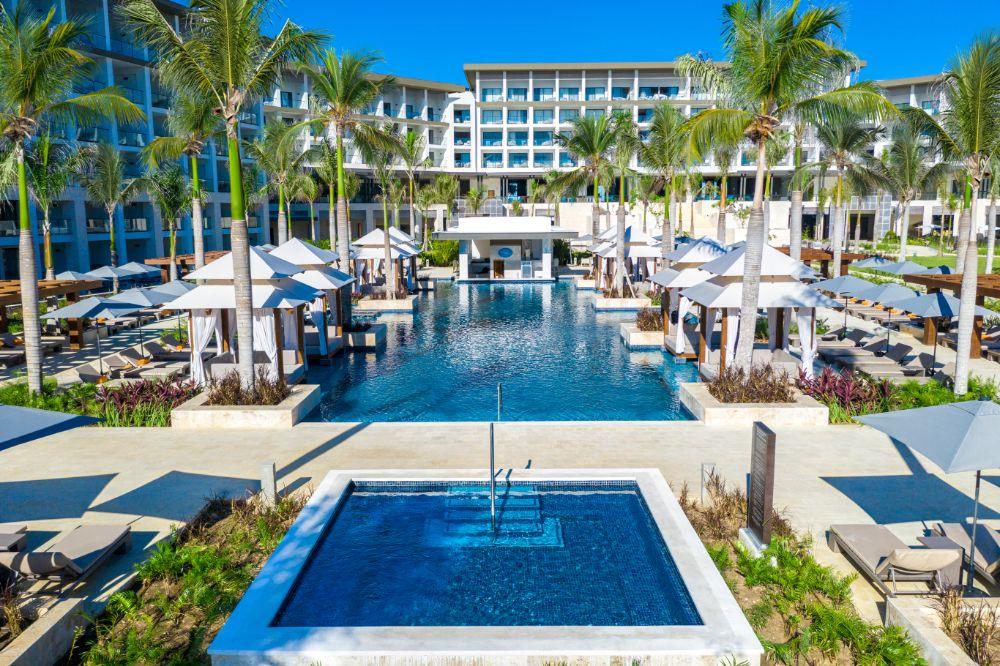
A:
739,421,776,557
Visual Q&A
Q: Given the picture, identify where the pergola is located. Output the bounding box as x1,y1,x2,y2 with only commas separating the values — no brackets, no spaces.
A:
904,273,1000,358
776,247,872,278
144,251,228,282
0,279,103,348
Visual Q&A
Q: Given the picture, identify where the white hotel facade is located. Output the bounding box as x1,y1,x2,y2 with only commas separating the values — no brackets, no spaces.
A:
0,0,990,277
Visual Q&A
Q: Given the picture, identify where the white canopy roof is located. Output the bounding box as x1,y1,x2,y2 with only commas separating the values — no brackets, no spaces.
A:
183,246,302,281
353,245,414,260
681,280,843,309
268,237,340,266
354,227,421,253
597,243,662,259
433,217,577,241
292,267,355,291
699,243,813,279
664,237,729,264
161,279,320,310
650,267,714,289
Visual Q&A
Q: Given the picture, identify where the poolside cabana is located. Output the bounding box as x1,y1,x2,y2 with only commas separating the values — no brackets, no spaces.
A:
144,251,228,282
433,216,577,282
594,227,661,287
162,247,320,385
269,238,354,360
0,278,103,348
777,246,871,278
905,272,1000,358
351,228,419,293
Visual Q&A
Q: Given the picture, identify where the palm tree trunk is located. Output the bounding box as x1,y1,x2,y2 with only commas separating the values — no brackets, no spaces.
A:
309,202,316,241
717,175,728,243
408,177,416,240
899,201,911,262
169,220,178,282
335,130,351,273
987,198,997,274
615,204,626,296
190,155,206,268
687,185,694,234
276,185,288,245
591,175,600,239
734,140,768,369
226,128,256,388
43,209,54,281
789,188,803,260
831,177,845,278
666,187,676,256
16,148,42,393
109,209,119,293
955,178,981,395
853,209,862,252
956,204,972,275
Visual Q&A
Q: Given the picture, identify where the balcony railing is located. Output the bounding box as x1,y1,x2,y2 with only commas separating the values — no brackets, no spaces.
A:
0,220,16,237
86,218,111,233
453,138,471,146
454,161,471,168
150,88,173,108
124,217,148,232
108,37,146,60
78,127,112,144
454,114,471,124
49,218,73,234
119,130,147,148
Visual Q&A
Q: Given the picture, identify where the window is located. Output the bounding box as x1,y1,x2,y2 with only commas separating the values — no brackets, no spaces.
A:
280,91,293,107
741,152,756,166
639,129,651,142
638,86,679,99
382,101,394,115
585,86,606,101
507,109,528,124
481,131,502,146
481,109,502,124
585,108,605,119
509,152,528,167
533,152,553,167
559,152,577,167
534,108,554,123
454,132,471,146
559,108,579,122
612,86,631,100
482,152,503,168
559,87,579,101
637,108,653,123
507,131,528,146
690,107,709,116
921,100,939,115
533,130,554,146
507,87,527,101
454,108,471,123
454,152,471,167
406,104,419,119
481,87,502,102
534,87,554,101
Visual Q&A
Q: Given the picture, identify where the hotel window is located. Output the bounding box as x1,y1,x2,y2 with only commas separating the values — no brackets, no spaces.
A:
533,130,554,146
507,87,528,101
741,152,756,166
921,100,939,115
559,152,577,167
481,87,502,102
481,109,502,124
509,152,528,167
508,131,528,146
690,106,709,116
534,108,554,124
639,129,650,142
559,108,579,123
382,101,394,115
611,86,631,100
482,152,503,168
406,104,419,119
454,132,471,146
533,152,554,167
454,108,471,123
481,131,502,147
559,87,579,101
637,108,653,122
533,87,554,101
638,86,679,99
585,86,606,101
507,109,528,124
585,108,605,119
279,91,293,107
454,152,471,167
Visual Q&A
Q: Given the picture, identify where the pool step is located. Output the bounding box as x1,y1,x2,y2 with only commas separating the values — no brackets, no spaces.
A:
444,508,541,523
446,495,540,510
423,517,563,548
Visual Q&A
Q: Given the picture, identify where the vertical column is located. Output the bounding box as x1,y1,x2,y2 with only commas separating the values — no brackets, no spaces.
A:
150,205,165,258
541,238,552,280
71,197,90,271
211,200,224,250
459,240,469,280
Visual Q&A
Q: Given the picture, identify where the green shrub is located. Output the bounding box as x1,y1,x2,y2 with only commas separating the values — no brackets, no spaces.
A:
708,364,795,403
421,239,459,266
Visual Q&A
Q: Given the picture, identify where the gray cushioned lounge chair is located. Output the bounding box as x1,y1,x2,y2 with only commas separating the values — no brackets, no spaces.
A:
933,522,1000,586
0,525,131,592
827,524,961,596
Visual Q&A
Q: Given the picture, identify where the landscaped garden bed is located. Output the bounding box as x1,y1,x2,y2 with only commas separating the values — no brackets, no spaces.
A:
682,365,829,426
171,370,318,429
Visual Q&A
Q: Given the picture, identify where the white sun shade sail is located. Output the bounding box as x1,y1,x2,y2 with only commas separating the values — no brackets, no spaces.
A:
183,246,303,281
650,267,714,289
268,237,340,266
682,280,843,309
292,267,355,290
161,279,321,310
699,243,813,279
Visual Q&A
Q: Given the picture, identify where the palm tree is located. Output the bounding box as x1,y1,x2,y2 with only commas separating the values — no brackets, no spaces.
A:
288,171,319,240
937,185,959,257
431,173,459,243
711,140,738,242
142,93,220,268
867,120,950,262
244,120,314,244
808,119,884,276
554,114,618,239
360,128,401,297
25,132,78,280
465,186,485,215
682,170,703,235
608,115,639,294
134,164,191,281
635,174,659,234
388,178,406,235
414,184,436,250
77,143,140,293
342,169,361,244
763,129,790,235
0,6,142,393
987,152,1000,273
542,169,569,226
788,121,808,259
641,103,688,261
678,0,895,367
314,140,339,249
298,49,397,264
912,34,1000,394
397,130,428,239
120,0,324,386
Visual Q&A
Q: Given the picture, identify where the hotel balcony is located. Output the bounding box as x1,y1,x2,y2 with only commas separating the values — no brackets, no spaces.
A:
78,126,112,144
86,218,111,233
125,217,149,232
0,220,17,237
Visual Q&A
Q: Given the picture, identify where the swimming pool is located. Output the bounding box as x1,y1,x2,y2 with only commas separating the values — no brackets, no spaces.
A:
307,281,698,421
209,469,763,664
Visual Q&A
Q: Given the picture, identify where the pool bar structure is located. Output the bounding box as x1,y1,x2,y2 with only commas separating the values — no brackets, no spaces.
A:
209,469,762,665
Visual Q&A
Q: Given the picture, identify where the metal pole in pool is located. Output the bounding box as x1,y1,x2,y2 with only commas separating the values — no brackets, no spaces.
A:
489,421,496,531
497,383,502,422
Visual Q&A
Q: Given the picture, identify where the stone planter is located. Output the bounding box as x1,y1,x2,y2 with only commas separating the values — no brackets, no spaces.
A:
354,295,418,313
171,384,320,430
886,597,976,666
593,297,652,312
619,322,663,350
344,323,387,350
574,278,597,290
679,382,829,427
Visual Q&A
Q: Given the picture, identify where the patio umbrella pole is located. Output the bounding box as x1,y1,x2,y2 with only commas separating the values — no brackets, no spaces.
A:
931,317,939,375
884,313,891,355
96,325,104,376
968,469,982,594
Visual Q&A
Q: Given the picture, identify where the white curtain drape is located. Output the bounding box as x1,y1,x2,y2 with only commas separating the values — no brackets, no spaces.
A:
704,307,717,355
675,295,690,353
782,307,793,352
309,297,328,356
251,308,278,379
282,308,307,369
189,308,218,387
213,315,224,356
796,307,817,378
724,308,740,366
226,308,237,352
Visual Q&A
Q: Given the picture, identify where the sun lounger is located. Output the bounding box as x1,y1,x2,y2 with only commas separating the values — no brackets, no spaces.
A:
0,333,61,355
0,525,131,592
827,524,961,596
0,525,27,553
0,349,25,368
817,328,870,348
75,363,106,384
933,522,1000,586
819,340,886,363
144,340,192,362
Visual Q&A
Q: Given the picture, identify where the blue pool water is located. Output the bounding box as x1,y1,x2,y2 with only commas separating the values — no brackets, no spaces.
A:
307,281,697,421
273,481,702,627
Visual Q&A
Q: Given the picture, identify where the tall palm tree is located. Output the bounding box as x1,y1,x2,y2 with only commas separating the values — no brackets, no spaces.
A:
711,140,738,242
641,103,688,261
679,0,894,367
120,0,324,386
77,143,140,293
134,164,191,281
360,127,401,297
788,121,807,259
314,140,339,249
414,184,436,251
986,152,1000,273
0,6,142,393
288,171,319,240
396,129,427,239
867,120,950,262
937,185,959,257
912,34,1000,395
809,119,883,276
609,115,638,294
244,120,313,244
25,132,78,280
388,178,406,231
142,93,220,268
298,49,396,264
542,169,569,226
634,174,659,234
431,173,459,245
554,114,618,239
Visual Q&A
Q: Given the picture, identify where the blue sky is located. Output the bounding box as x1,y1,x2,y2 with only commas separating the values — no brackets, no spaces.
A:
270,0,998,86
